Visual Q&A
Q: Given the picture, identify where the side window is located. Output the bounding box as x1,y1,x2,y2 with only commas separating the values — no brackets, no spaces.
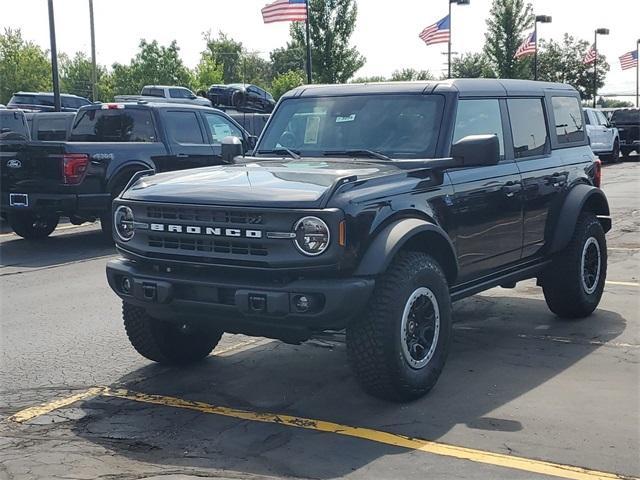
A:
453,99,504,156
164,111,205,144
126,110,157,142
203,113,243,144
36,117,69,141
551,96,584,144
595,111,608,126
169,88,188,99
507,98,549,158
584,111,591,125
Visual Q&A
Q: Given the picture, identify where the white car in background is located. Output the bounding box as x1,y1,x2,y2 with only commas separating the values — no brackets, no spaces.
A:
584,107,620,161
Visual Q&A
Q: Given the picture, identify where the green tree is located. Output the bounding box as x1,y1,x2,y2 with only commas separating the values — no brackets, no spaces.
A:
191,53,223,93
203,31,243,84
452,53,496,78
110,39,192,96
59,51,108,101
596,97,633,108
390,68,434,81
271,70,305,100
536,34,610,101
270,43,305,77
484,0,533,78
0,28,51,104
289,0,365,83
241,53,272,89
351,75,388,83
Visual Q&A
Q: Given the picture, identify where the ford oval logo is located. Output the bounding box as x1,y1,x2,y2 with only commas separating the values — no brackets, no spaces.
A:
6,159,22,169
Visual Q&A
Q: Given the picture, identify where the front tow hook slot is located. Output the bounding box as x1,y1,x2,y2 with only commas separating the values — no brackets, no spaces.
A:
248,294,267,313
142,283,157,301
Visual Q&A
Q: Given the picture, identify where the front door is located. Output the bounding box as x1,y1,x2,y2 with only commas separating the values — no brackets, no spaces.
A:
447,98,524,282
159,110,216,171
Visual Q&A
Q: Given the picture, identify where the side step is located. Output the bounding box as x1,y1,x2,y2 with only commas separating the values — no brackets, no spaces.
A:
450,258,551,302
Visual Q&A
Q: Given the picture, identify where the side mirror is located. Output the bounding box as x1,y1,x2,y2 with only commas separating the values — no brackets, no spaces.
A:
451,134,500,167
221,136,244,163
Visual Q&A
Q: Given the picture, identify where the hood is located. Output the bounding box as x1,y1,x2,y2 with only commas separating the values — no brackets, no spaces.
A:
122,158,398,208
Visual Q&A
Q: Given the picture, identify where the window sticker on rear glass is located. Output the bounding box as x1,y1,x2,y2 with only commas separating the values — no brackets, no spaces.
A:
336,114,356,123
304,116,320,144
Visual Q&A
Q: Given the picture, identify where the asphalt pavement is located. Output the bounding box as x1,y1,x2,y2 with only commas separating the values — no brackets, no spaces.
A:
1,160,638,480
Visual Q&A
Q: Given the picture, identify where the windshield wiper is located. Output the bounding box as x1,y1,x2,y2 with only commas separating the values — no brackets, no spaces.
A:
323,149,392,161
256,148,301,160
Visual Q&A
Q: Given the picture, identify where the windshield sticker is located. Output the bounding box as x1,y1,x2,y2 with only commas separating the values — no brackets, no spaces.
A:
336,114,356,123
304,116,320,144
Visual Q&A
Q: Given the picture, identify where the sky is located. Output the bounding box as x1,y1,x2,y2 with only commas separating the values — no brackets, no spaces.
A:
1,0,638,96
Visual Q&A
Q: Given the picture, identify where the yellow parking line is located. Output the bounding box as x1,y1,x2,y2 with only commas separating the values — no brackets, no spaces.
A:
606,280,640,287
101,387,632,480
8,387,105,423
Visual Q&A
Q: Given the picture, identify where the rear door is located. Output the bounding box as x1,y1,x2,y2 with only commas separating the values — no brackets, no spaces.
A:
447,98,524,282
158,109,216,171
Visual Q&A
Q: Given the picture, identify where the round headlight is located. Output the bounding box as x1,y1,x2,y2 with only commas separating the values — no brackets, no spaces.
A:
294,216,330,256
114,205,135,242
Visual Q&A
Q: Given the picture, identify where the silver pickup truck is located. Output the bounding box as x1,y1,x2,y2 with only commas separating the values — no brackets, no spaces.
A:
115,85,212,107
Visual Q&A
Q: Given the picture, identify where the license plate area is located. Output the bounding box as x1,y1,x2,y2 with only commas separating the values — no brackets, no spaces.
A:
9,193,28,207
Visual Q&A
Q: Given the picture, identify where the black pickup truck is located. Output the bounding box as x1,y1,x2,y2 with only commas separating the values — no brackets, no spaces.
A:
0,103,255,239
611,108,640,157
106,79,610,401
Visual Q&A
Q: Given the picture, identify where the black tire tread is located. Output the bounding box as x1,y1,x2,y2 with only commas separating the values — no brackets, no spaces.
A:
9,213,59,240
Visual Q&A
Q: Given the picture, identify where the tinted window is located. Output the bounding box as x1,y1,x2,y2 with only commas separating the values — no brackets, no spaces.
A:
69,109,157,142
9,95,52,106
35,117,70,141
453,99,504,155
169,88,192,99
142,88,165,98
0,111,29,138
507,98,549,158
611,109,640,124
36,95,55,106
551,96,584,144
204,113,243,144
164,111,204,144
584,111,591,125
259,95,445,159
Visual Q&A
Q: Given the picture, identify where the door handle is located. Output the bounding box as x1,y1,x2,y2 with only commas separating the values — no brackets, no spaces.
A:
176,153,189,158
546,173,567,187
502,182,522,197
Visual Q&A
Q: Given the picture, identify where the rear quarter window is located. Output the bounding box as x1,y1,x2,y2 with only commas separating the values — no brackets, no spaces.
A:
507,98,549,158
552,96,584,144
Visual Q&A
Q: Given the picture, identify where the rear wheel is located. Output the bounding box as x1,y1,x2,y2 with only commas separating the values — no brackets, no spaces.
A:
347,252,452,402
542,213,607,319
9,212,59,240
123,302,222,365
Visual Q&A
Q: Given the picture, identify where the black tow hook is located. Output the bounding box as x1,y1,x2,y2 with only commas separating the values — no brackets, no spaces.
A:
142,283,157,301
248,294,267,313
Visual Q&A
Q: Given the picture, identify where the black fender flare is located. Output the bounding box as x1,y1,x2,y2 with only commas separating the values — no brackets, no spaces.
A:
548,184,611,254
107,161,155,194
354,218,458,283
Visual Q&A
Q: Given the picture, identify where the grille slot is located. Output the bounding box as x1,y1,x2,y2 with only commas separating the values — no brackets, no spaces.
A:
146,206,263,225
148,235,268,256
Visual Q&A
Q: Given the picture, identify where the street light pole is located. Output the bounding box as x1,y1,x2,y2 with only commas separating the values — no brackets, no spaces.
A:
533,15,551,81
593,28,610,108
89,0,97,102
448,0,469,80
47,0,61,112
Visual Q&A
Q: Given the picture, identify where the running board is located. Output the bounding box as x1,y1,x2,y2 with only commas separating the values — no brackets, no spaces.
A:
450,258,552,302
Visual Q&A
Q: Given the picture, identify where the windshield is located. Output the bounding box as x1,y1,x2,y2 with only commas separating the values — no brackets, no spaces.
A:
258,94,444,159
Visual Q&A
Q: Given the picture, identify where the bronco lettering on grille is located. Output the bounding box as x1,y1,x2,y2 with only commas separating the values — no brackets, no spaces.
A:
148,223,262,239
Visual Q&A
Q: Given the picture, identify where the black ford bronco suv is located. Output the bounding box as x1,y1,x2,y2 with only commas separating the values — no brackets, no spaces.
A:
106,79,611,401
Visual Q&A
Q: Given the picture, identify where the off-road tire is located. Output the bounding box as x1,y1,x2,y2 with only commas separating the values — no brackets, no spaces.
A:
347,252,452,402
9,212,59,240
542,213,607,319
123,302,222,365
601,139,620,163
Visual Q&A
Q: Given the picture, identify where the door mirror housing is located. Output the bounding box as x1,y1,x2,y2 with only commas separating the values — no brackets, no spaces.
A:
451,134,500,167
221,136,244,164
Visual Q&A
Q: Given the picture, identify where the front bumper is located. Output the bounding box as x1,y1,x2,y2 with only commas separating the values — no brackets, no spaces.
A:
106,258,374,337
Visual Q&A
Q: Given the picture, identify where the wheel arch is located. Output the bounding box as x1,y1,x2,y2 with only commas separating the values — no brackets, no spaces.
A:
548,184,611,254
107,161,155,194
354,218,458,284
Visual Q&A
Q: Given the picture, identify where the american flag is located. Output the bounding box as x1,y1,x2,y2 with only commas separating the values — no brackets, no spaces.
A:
619,50,638,70
419,15,450,45
262,0,307,24
583,44,597,65
515,31,536,59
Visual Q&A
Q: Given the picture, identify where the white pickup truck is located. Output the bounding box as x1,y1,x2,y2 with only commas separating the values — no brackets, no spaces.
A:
584,107,620,162
114,85,212,107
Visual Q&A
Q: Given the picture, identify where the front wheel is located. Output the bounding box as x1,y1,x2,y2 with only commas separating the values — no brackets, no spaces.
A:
347,252,452,402
542,213,607,319
123,302,223,365
601,139,620,163
9,212,59,240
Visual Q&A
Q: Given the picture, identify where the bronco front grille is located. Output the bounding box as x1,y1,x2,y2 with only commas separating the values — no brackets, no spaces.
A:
148,235,268,256
146,206,263,225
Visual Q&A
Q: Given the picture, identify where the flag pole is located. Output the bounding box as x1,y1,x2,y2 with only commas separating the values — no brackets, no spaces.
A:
305,0,312,84
593,31,598,108
636,39,639,107
447,0,452,79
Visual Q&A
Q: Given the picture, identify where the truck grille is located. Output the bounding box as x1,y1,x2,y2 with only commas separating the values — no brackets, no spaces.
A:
148,235,268,256
147,206,263,225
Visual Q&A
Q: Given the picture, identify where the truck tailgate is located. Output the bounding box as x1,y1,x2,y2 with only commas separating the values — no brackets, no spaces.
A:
1,141,65,193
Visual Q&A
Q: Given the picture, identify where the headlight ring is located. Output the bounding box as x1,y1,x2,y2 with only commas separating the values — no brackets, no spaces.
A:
293,216,330,256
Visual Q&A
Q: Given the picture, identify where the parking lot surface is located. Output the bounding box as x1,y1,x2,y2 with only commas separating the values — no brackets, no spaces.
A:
1,160,639,480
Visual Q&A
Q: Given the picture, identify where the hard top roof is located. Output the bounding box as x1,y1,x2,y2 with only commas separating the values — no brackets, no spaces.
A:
283,78,577,99
13,91,89,99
